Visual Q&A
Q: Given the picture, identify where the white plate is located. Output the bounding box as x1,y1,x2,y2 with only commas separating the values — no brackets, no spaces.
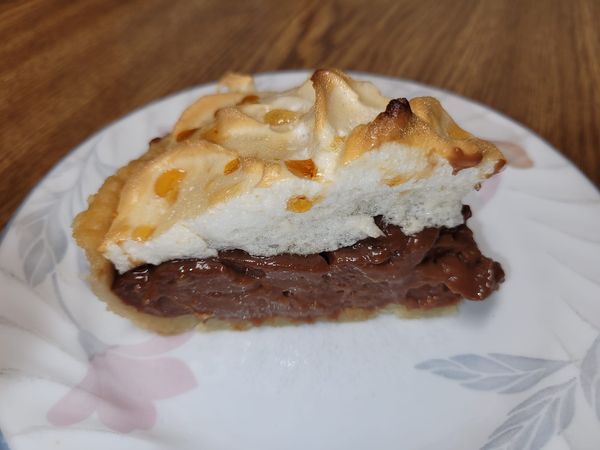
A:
1,72,599,450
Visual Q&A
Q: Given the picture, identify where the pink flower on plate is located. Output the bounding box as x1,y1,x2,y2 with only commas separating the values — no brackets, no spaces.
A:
474,140,534,208
492,140,534,169
47,332,197,433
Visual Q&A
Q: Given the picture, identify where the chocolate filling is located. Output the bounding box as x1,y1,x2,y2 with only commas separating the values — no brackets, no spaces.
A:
112,206,504,323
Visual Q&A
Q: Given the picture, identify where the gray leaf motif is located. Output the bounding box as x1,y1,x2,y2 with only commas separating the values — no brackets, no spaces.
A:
480,379,576,450
16,199,67,286
0,429,9,450
581,335,600,420
415,354,569,393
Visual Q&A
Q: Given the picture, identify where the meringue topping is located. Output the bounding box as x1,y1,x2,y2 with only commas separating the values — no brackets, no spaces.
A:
100,69,505,273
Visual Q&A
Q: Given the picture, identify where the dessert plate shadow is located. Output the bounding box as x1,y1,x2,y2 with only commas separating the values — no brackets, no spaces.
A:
1,71,599,450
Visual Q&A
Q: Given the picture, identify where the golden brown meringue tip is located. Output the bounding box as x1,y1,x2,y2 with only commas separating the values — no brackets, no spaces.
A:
217,72,255,93
311,68,389,137
173,92,245,137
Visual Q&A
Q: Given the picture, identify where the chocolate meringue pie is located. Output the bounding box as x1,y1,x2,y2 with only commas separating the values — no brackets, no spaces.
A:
73,69,505,334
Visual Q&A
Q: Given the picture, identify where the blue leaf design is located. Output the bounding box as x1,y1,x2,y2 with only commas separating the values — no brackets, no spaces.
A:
0,429,9,450
415,359,462,372
529,398,558,449
500,371,558,394
462,374,524,391
479,379,576,450
414,359,479,380
489,354,564,372
17,202,67,287
511,420,537,450
581,335,600,420
489,400,551,439
430,368,479,381
17,214,47,255
480,427,521,450
451,354,510,374
23,240,53,286
416,353,569,393
509,381,571,413
559,381,575,429
16,205,53,227
46,213,67,263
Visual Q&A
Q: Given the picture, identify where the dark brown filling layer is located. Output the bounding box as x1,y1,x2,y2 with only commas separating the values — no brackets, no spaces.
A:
112,207,504,323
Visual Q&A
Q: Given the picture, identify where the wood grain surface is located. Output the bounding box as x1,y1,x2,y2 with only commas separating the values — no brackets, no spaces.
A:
1,0,599,229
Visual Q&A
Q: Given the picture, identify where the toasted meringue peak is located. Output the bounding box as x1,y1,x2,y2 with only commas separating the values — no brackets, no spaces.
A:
100,70,505,272
217,72,255,93
312,68,389,140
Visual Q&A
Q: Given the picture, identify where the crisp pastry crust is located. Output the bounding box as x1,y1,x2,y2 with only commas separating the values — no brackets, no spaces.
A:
73,69,505,334
73,138,199,334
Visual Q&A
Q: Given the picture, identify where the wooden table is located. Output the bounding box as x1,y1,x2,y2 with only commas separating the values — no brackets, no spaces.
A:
1,0,599,229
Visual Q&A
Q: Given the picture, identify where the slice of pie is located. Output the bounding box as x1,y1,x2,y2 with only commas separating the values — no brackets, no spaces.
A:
73,69,505,334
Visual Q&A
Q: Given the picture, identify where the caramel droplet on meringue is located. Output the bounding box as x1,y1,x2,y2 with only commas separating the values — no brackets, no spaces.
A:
383,174,408,186
176,128,199,142
285,159,317,179
224,158,241,175
287,195,313,213
155,169,186,203
494,158,507,173
264,109,300,126
447,147,483,175
132,225,156,241
201,127,219,143
239,94,259,105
